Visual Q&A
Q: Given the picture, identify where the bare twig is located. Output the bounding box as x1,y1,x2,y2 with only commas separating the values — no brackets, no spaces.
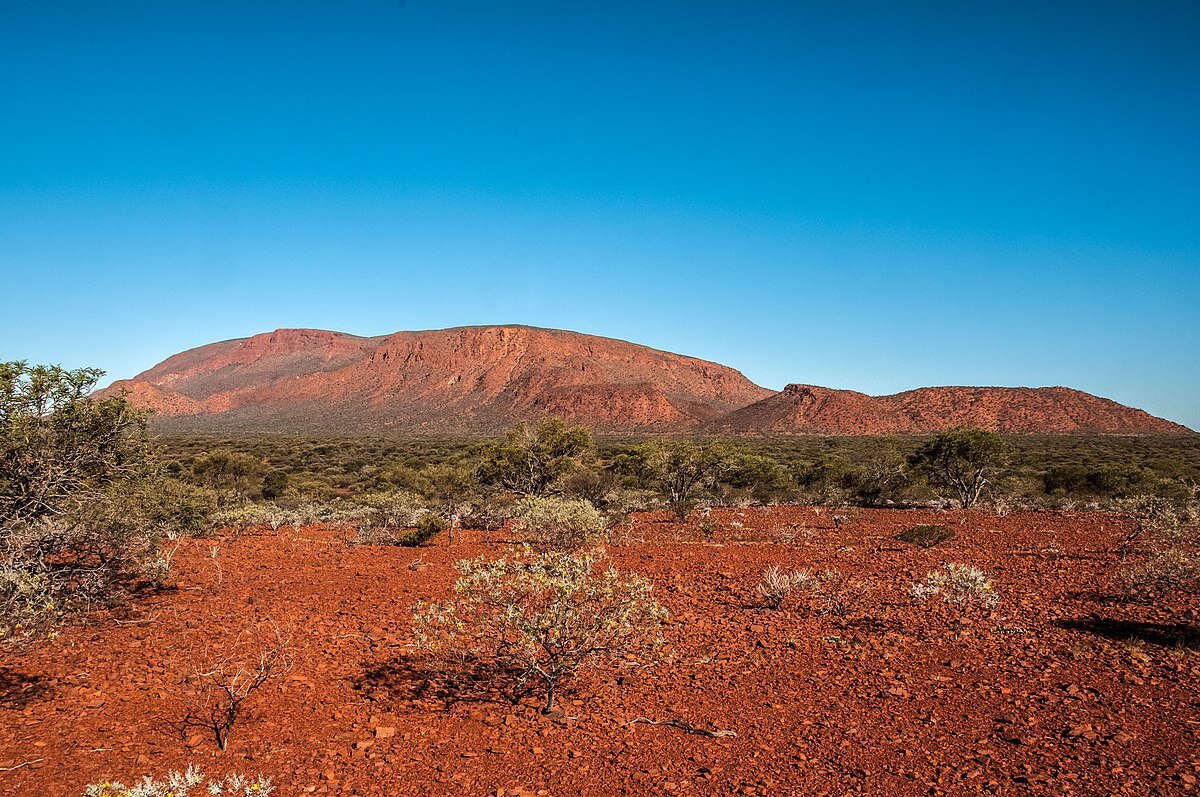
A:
0,759,43,772
630,717,736,738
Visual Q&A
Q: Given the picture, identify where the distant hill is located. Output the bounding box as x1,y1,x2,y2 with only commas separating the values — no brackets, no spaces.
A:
709,383,1191,436
98,326,1193,437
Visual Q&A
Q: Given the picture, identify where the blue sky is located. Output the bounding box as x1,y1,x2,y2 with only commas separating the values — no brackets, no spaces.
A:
1,1,1197,429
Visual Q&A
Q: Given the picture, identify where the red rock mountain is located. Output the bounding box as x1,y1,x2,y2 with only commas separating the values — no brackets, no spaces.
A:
100,326,773,435
711,384,1192,436
100,326,1193,436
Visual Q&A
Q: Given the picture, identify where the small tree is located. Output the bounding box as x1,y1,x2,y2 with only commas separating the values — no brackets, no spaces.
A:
412,550,665,713
513,496,609,551
1,363,192,643
477,419,593,497
912,428,1009,508
612,440,737,520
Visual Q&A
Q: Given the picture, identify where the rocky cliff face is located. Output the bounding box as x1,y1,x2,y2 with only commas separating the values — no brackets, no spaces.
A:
100,326,773,435
100,326,1193,436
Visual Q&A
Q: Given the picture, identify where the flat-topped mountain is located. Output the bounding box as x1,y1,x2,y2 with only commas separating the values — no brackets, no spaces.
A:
100,326,773,435
99,326,1193,436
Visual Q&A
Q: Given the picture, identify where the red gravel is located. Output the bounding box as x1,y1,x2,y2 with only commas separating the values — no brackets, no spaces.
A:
3,507,1199,796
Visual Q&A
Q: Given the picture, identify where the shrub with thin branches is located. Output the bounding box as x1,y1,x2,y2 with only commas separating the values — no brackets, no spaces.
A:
411,550,665,713
179,625,292,751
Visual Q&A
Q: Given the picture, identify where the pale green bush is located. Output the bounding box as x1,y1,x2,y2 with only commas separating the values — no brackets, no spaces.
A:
412,550,665,713
84,766,273,796
513,496,608,551
911,563,999,608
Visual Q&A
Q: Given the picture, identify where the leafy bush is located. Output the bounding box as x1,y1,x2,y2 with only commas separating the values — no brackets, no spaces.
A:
405,513,450,546
476,419,593,496
756,565,817,609
911,563,999,607
912,428,1010,508
513,496,608,551
411,550,665,713
84,766,274,796
896,524,955,549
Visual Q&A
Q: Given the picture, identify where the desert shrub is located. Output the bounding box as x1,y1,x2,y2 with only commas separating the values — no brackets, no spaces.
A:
1,362,221,642
911,563,999,607
912,428,1010,508
698,515,718,539
406,513,450,546
756,565,818,609
180,625,292,751
84,766,274,796
1114,495,1191,557
411,550,665,713
559,466,617,505
896,524,955,549
513,496,608,551
188,449,267,504
476,419,593,497
812,570,871,616
611,440,740,520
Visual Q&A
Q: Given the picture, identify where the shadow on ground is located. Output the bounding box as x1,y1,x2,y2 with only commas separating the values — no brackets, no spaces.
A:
0,667,51,710
1058,617,1200,649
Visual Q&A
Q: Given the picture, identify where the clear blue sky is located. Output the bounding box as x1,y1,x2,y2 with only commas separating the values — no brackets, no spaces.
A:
2,1,1197,429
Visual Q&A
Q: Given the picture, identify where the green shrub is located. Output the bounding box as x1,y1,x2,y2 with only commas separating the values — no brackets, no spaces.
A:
412,550,665,713
513,496,608,551
896,524,955,549
400,513,450,546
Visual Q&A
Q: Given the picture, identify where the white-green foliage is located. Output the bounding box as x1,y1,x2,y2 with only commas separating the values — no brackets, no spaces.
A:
84,766,274,797
513,496,608,551
911,563,999,607
412,550,665,712
210,502,318,533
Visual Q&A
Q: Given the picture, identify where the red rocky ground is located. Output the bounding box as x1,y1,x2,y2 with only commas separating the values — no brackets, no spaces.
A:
3,507,1199,796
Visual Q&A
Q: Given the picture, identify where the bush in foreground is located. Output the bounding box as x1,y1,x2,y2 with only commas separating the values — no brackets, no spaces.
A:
911,563,999,608
411,550,665,713
85,766,274,797
756,565,817,609
2,362,201,643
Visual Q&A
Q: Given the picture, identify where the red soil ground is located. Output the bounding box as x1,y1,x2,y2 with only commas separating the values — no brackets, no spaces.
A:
3,508,1199,796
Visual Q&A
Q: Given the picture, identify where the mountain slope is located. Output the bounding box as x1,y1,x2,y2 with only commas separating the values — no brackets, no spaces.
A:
100,325,1193,436
710,383,1192,436
100,326,773,435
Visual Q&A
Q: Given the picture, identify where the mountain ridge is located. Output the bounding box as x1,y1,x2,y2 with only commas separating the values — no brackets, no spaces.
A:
98,325,1194,436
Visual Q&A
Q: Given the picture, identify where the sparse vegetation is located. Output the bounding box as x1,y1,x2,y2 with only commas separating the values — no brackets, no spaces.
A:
756,565,817,609
896,524,955,549
513,495,609,551
84,767,274,797
411,550,665,713
910,563,999,607
179,625,292,751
